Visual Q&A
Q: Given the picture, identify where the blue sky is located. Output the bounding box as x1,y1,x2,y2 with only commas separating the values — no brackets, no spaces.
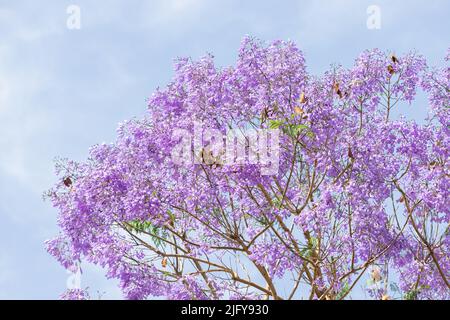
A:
0,0,448,299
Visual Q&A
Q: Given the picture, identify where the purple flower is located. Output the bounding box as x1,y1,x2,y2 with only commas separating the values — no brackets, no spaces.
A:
45,38,450,300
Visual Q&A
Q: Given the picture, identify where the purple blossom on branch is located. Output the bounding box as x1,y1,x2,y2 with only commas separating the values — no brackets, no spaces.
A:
60,289,90,300
45,37,450,300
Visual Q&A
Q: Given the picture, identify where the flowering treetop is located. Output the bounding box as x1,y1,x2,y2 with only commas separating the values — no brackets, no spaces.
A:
46,37,449,300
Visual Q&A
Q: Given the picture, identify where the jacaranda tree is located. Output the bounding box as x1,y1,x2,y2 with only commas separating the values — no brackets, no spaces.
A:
46,37,449,300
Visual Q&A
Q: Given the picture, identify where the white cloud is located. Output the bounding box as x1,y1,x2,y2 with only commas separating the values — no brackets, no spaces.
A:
0,72,11,112
139,0,206,28
159,0,204,14
0,60,52,188
0,7,61,42
0,8,58,193
0,253,14,296
296,0,364,44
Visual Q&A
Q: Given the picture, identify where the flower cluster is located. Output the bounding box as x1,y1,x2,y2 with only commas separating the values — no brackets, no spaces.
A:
46,37,449,300
60,289,90,300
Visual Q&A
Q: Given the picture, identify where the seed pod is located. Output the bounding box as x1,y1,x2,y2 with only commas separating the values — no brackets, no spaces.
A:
387,65,395,75
294,106,304,115
63,177,72,187
200,147,214,165
261,108,268,124
347,147,354,159
161,257,167,268
299,92,307,104
333,82,343,98
391,55,399,64
261,105,277,124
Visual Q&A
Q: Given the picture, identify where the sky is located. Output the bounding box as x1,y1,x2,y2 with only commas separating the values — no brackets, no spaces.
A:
0,0,448,299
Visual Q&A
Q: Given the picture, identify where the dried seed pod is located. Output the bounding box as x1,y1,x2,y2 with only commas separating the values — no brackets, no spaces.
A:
387,65,395,75
261,108,268,124
199,146,224,169
201,148,214,165
261,105,277,124
333,82,343,98
391,54,399,64
299,92,307,104
63,177,72,187
294,106,304,115
333,82,340,92
348,147,354,159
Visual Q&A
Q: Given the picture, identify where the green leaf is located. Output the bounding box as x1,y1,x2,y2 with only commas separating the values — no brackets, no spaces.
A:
162,270,172,277
404,289,420,300
300,237,318,258
269,120,284,129
292,124,309,132
256,216,270,226
272,197,282,207
127,219,167,248
335,282,350,300
128,220,153,233
283,124,313,138
167,210,176,223
294,124,312,136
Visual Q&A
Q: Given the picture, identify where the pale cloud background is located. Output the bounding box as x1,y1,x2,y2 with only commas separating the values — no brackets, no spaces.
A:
0,0,448,299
